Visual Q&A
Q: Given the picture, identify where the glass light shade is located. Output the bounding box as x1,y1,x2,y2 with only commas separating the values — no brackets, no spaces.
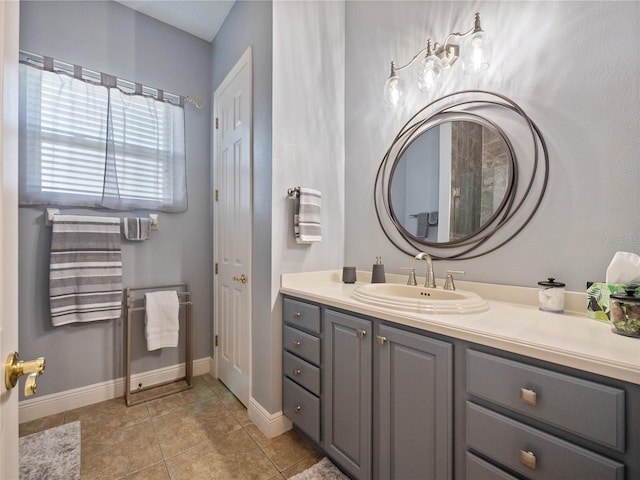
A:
383,74,405,106
417,54,443,93
462,30,492,74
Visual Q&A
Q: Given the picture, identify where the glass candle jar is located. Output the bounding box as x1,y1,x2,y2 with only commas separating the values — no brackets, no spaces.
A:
537,277,565,313
610,289,640,338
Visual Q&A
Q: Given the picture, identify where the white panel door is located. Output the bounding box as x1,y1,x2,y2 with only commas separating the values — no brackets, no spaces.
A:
0,2,20,478
213,48,252,407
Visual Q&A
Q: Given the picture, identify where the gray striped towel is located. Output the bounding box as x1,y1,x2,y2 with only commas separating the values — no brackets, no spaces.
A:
123,217,150,241
49,215,123,326
294,187,322,244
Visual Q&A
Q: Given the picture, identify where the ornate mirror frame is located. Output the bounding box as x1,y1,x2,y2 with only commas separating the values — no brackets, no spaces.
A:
374,91,549,260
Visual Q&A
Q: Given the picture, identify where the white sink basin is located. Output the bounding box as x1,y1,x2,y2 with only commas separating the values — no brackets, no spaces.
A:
352,283,489,314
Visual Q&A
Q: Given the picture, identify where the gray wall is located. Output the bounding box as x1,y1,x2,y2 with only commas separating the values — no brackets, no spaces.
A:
211,0,274,410
271,0,345,413
345,1,640,292
18,0,213,397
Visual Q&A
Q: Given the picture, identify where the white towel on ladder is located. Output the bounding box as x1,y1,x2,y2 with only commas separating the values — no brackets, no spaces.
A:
294,187,322,244
144,290,179,351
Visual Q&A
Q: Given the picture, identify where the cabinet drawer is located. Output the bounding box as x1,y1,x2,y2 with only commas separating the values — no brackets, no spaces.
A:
466,452,519,480
283,297,320,333
283,351,320,395
283,377,320,442
284,325,320,365
467,350,625,451
466,402,624,480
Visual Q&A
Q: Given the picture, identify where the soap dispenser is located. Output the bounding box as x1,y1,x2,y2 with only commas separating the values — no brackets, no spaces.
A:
371,257,386,283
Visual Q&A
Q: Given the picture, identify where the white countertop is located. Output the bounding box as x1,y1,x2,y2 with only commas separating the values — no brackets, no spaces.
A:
280,271,640,385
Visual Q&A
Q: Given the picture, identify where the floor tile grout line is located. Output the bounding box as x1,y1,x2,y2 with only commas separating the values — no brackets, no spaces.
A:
21,375,313,480
241,421,283,475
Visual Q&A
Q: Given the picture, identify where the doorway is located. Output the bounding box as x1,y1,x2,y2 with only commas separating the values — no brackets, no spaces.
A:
213,47,253,407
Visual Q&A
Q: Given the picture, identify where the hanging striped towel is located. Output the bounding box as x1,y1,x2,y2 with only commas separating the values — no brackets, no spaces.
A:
123,217,150,241
49,215,123,326
294,187,322,244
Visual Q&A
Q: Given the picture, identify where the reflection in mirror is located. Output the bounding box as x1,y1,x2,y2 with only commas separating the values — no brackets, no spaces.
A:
389,121,511,243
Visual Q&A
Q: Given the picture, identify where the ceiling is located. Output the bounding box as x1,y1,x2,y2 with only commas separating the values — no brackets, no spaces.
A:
114,0,235,42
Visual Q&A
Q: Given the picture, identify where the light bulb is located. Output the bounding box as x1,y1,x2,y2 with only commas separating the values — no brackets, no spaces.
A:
462,30,492,75
383,74,405,107
418,54,443,93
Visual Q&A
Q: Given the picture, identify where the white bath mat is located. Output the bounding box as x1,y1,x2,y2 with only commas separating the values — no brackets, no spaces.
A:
290,457,350,480
19,421,80,480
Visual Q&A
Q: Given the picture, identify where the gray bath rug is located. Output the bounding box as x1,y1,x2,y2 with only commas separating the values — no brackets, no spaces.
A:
19,421,80,480
290,457,350,480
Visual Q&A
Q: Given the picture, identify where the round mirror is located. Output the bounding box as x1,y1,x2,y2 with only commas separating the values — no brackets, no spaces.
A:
389,119,514,245
375,91,549,260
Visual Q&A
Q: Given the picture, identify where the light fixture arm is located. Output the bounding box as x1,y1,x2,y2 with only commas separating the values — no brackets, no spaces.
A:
392,41,434,73
441,13,484,55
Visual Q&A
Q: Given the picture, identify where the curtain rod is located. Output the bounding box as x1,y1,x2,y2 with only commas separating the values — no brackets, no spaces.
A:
19,50,204,109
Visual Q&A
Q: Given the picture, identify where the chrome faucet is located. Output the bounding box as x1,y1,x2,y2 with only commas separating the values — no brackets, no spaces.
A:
415,252,436,288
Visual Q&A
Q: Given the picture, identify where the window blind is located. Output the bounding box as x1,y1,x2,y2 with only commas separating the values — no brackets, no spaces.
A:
19,54,187,212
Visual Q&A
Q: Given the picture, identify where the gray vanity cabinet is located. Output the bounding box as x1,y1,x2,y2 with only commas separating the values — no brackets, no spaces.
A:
323,309,372,480
376,323,453,480
282,298,322,443
283,294,640,480
465,350,628,480
322,309,453,480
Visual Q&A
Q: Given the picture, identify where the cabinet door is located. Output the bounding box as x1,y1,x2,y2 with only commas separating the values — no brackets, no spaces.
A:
377,324,453,480
323,309,372,480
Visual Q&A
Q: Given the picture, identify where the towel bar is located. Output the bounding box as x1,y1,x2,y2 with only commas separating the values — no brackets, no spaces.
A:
287,186,300,197
124,283,193,406
45,208,159,230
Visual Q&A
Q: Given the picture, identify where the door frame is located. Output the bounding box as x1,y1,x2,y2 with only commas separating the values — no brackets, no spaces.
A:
212,47,253,394
0,1,21,478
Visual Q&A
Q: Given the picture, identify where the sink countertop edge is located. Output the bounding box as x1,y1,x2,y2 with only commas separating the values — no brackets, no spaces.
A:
280,270,640,385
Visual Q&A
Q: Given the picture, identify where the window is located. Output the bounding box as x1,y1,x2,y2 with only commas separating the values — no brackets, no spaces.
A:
19,54,187,212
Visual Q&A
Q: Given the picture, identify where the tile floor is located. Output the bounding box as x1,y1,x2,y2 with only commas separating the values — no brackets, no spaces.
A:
19,374,324,479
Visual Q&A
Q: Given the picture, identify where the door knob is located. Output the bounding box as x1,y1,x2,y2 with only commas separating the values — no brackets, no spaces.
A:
5,352,46,397
232,274,248,284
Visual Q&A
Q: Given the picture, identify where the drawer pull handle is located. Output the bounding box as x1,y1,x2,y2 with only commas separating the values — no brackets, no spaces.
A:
293,368,302,376
519,387,537,406
294,405,303,413
292,341,302,348
519,450,537,470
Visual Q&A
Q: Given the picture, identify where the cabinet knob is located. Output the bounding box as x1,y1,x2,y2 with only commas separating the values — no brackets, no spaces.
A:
294,312,302,318
292,341,302,348
294,405,302,413
293,368,302,376
376,336,387,346
357,329,367,339
519,450,537,470
519,387,537,406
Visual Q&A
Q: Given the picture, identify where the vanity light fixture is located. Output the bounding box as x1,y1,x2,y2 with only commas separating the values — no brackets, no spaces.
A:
383,13,492,106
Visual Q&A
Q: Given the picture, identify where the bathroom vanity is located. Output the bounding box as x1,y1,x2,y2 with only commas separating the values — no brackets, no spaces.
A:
280,271,640,480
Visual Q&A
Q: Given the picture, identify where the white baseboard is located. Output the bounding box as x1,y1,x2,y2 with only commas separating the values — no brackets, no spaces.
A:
247,396,292,439
19,357,212,424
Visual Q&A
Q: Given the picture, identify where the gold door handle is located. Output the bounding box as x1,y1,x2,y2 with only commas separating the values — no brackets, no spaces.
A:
232,274,248,284
5,352,46,397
